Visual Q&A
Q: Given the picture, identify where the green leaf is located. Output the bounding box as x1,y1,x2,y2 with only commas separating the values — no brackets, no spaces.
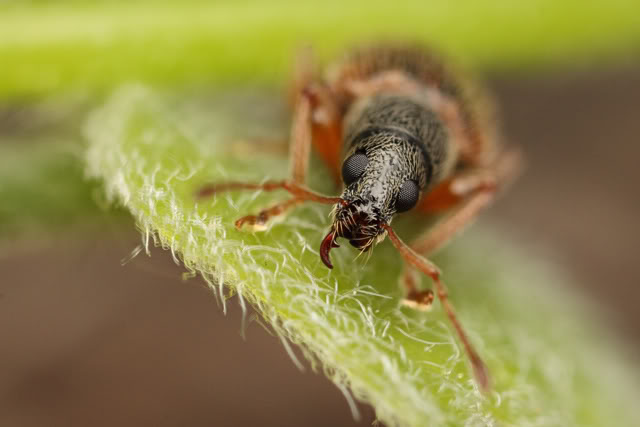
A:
86,86,640,426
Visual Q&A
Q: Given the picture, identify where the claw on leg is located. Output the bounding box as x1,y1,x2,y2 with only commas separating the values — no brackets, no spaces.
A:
234,214,269,232
234,197,303,232
402,289,435,311
400,267,434,310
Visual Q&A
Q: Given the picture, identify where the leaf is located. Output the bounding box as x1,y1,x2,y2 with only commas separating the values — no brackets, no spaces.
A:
86,86,640,427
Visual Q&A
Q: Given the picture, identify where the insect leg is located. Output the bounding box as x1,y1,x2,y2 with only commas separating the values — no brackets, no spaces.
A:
304,84,343,184
198,74,344,230
399,267,435,311
197,83,317,199
233,183,344,231
400,147,520,292
412,147,522,253
198,179,343,231
288,91,313,185
384,225,490,392
234,197,305,232
396,183,496,314
388,149,518,389
291,48,343,184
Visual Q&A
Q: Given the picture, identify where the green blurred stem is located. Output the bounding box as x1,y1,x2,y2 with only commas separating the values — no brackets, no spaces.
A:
1,0,639,98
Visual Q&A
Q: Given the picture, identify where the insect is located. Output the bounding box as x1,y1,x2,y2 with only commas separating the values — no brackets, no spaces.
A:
199,44,521,391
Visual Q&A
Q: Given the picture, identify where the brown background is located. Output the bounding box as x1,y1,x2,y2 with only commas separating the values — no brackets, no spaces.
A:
1,65,639,426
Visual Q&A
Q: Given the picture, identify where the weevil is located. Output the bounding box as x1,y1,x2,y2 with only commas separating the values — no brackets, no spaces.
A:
199,44,521,391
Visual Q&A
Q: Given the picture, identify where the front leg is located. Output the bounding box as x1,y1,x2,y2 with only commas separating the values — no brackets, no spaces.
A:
384,225,490,391
288,91,313,185
401,147,522,304
388,152,517,391
198,80,344,231
197,179,343,231
198,47,346,230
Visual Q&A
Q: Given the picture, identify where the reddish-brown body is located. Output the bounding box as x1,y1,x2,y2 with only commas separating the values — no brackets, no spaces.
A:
199,44,521,391
301,46,499,186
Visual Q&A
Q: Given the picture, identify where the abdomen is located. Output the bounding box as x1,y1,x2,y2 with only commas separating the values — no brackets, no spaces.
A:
328,44,499,166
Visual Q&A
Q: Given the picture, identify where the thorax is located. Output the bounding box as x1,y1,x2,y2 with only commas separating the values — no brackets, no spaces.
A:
342,93,458,188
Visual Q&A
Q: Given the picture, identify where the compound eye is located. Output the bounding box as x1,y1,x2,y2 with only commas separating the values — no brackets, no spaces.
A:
341,153,368,185
395,180,420,212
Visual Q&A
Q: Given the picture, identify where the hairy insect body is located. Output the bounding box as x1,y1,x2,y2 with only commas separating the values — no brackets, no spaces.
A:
322,46,497,256
201,44,520,391
329,45,497,167
328,45,463,103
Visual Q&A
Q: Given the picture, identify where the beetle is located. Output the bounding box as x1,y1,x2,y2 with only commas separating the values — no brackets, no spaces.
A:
198,44,521,391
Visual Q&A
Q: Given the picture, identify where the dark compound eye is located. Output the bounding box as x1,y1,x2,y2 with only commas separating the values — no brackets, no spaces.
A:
341,153,368,185
395,180,420,212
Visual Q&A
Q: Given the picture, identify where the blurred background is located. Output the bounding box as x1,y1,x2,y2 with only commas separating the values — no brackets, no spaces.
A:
1,1,639,426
